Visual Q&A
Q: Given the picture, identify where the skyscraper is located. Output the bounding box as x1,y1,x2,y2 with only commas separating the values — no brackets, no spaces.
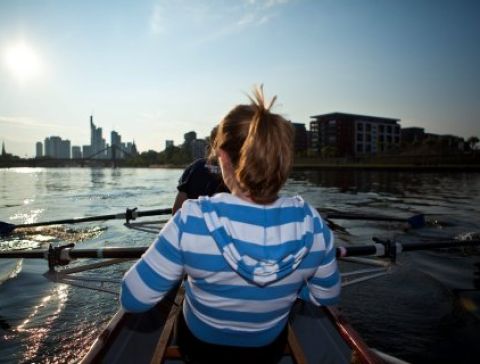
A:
90,115,106,159
36,142,43,158
44,136,70,158
72,146,82,159
111,130,123,158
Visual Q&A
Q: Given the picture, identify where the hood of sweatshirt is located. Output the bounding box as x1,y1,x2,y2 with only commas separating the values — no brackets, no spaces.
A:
198,193,316,286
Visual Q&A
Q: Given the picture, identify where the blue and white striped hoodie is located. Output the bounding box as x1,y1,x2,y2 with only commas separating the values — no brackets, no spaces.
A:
121,193,340,347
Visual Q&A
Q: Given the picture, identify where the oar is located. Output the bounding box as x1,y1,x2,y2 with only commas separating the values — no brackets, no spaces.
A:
1,238,478,263
0,207,173,236
321,211,425,229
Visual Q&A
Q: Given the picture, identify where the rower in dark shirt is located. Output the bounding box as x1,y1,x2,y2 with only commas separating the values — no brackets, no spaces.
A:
172,126,229,214
172,157,228,214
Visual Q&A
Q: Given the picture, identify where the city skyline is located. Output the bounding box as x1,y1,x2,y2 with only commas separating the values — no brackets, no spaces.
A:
33,115,137,159
1,0,479,157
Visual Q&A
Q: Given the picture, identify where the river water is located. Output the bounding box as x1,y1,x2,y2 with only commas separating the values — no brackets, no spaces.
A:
0,167,479,363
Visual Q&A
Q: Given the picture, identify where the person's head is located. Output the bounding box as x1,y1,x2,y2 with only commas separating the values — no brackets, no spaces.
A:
213,85,294,204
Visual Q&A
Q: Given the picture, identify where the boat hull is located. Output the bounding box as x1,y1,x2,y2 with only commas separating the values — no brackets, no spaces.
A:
82,290,382,364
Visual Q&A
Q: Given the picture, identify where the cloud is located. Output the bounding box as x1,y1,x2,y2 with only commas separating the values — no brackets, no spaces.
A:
0,115,83,132
236,0,291,28
0,116,56,128
150,4,164,35
149,0,291,40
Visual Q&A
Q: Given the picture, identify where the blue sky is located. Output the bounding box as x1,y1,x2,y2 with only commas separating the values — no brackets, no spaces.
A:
1,0,479,157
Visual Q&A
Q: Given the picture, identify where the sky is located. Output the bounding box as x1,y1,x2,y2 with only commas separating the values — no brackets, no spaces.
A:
0,0,479,157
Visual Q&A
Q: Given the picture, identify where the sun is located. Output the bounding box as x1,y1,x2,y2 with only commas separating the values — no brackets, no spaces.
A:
4,42,42,82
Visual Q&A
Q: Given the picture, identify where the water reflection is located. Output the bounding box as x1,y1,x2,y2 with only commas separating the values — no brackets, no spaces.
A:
90,168,106,186
1,168,479,363
291,169,480,199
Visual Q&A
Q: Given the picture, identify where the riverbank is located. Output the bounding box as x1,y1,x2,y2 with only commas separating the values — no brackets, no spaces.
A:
1,155,480,172
292,162,480,172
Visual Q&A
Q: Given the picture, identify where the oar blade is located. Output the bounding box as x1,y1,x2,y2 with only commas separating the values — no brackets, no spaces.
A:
407,214,425,229
0,222,16,236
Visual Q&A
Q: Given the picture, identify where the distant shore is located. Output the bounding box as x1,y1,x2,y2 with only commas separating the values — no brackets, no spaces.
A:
1,158,480,172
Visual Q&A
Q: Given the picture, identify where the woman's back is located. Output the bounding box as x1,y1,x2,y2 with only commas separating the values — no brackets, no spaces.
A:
123,192,340,347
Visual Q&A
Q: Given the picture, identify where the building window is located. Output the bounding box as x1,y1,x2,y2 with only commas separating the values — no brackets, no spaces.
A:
357,133,363,141
387,125,392,134
357,123,363,131
329,120,336,125
365,145,371,153
379,125,384,133
386,135,392,143
357,144,363,152
366,134,372,142
366,123,371,132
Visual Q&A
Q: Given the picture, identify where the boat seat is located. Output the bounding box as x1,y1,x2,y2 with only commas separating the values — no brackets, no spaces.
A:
151,287,307,363
160,329,306,360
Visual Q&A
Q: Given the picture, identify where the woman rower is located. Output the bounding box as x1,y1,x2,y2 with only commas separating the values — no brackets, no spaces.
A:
120,86,341,363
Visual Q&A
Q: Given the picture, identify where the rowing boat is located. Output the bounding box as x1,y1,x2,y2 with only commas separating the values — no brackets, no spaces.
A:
81,285,384,364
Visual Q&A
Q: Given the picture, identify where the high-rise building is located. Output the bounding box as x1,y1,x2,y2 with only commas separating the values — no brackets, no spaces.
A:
165,140,174,149
2,141,6,156
59,139,71,159
72,146,82,159
36,142,43,158
44,136,71,158
110,130,123,158
90,115,106,159
82,145,92,159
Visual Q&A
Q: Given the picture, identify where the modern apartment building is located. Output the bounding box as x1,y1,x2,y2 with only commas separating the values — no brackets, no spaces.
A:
310,112,401,157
